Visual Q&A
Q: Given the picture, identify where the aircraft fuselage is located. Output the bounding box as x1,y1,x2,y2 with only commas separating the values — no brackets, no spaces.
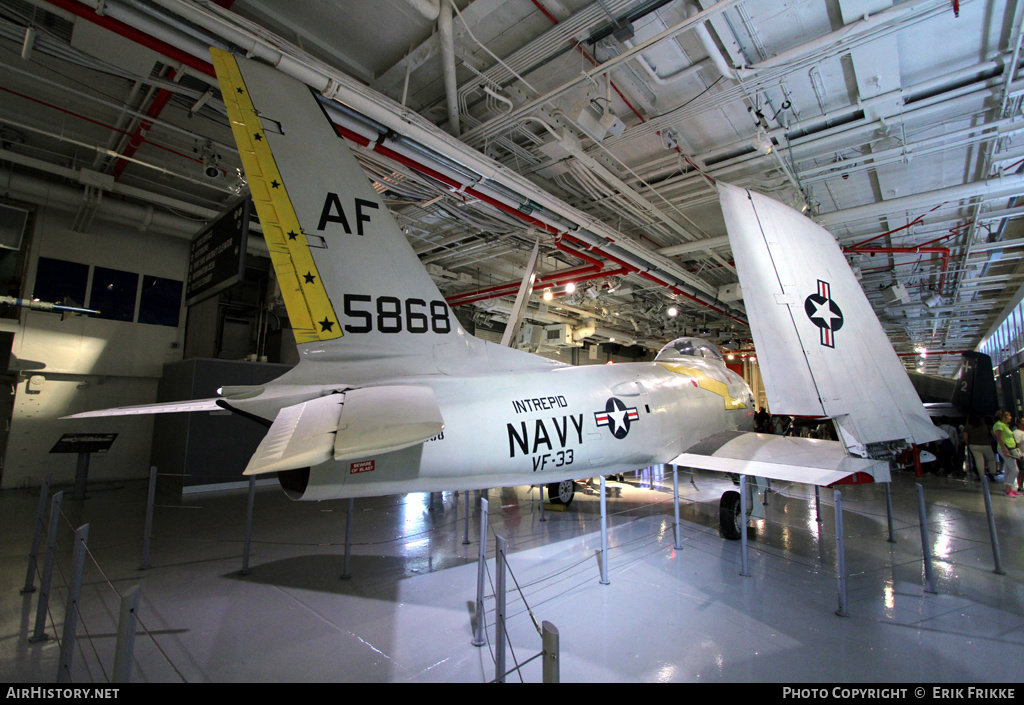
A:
273,357,753,500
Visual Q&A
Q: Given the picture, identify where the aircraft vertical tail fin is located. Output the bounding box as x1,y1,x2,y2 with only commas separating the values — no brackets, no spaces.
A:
951,352,999,416
209,49,469,364
718,183,942,455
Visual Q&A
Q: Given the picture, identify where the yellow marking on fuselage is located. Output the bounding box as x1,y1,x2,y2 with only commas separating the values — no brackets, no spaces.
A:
657,362,748,410
210,48,340,343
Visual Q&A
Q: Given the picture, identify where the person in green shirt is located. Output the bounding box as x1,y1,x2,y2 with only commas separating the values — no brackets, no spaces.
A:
992,410,1020,497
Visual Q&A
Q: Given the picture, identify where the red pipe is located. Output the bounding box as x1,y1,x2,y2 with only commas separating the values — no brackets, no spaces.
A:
555,237,605,268
844,245,950,293
528,0,645,123
46,1,737,321
849,202,944,249
0,84,200,165
43,0,216,78
448,266,629,308
444,261,602,305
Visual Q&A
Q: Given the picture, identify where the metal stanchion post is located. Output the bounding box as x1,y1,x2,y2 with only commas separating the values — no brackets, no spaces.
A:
30,491,63,643
979,473,1004,575
542,621,559,683
916,483,937,594
885,482,896,543
21,474,51,594
241,475,256,575
112,585,140,683
834,490,848,617
739,475,750,577
815,485,821,524
672,466,682,550
472,497,488,647
342,497,354,580
495,534,507,684
57,524,89,683
140,466,157,570
599,476,609,585
462,489,470,545
73,451,90,501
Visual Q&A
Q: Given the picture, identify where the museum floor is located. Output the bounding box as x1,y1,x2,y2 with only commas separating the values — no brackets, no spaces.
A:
1,464,1022,683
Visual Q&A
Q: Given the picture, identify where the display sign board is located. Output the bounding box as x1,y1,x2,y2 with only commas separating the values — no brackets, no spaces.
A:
185,198,250,306
49,433,117,454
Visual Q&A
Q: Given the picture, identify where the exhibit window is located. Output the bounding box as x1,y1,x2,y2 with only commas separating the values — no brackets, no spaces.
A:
34,257,89,309
90,266,139,322
139,275,184,327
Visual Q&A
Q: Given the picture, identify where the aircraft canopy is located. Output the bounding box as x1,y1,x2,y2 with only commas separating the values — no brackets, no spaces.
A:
655,337,724,363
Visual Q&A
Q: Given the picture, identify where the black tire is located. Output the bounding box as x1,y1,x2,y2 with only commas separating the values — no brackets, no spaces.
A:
719,490,743,540
547,480,575,505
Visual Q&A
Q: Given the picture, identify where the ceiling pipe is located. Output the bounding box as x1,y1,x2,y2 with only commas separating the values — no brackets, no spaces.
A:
844,246,951,293
448,266,628,308
733,0,948,79
816,172,1024,227
446,235,632,307
41,0,218,78
48,0,745,322
111,67,179,180
404,0,440,20
437,0,460,137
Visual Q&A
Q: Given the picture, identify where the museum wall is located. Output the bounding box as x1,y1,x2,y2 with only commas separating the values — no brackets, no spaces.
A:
0,204,189,490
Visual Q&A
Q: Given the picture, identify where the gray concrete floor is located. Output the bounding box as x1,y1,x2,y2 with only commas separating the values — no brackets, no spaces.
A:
1,466,1022,683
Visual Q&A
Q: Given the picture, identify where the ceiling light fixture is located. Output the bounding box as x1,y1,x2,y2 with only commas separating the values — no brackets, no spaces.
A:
667,306,678,317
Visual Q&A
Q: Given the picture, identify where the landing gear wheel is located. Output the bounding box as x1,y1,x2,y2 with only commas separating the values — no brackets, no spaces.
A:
719,490,744,540
547,480,576,505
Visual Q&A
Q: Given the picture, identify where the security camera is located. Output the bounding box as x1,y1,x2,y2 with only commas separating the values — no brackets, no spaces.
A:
196,141,221,179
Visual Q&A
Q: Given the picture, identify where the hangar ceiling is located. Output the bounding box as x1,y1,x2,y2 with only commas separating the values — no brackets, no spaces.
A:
1,0,1023,377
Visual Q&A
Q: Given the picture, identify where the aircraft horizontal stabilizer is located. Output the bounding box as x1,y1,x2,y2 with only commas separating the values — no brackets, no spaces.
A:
62,399,223,419
244,385,444,475
671,431,889,487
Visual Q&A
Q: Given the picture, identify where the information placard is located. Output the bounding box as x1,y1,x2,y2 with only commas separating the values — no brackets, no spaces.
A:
185,198,250,306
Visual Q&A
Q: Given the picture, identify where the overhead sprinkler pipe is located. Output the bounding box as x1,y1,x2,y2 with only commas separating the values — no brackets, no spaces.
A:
438,0,460,137
42,0,217,78
447,267,631,308
843,246,951,293
55,0,743,321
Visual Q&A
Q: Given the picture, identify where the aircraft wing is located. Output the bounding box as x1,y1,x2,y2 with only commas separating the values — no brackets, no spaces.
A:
670,431,890,486
63,399,224,418
244,385,444,475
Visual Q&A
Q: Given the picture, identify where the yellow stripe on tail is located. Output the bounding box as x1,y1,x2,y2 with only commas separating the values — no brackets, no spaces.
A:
210,48,341,343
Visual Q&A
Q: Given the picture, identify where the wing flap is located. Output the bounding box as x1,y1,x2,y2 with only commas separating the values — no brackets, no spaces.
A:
334,385,443,461
244,394,344,475
671,431,889,486
243,385,445,475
